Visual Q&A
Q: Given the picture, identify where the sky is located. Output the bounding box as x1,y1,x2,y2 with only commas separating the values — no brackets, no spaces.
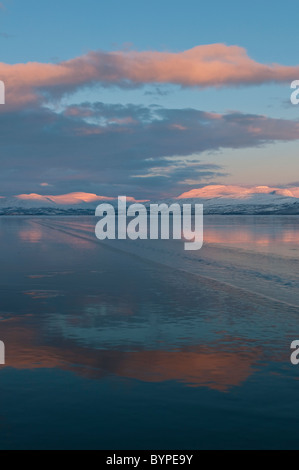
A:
0,0,298,199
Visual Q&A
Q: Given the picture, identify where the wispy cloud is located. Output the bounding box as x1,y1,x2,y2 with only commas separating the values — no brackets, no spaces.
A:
0,32,12,38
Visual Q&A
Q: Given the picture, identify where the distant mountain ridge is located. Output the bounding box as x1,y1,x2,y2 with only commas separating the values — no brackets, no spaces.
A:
177,185,299,200
1,185,299,215
174,185,299,215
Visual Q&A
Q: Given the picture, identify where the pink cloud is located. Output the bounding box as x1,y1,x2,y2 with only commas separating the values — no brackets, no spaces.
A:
1,44,299,109
170,124,187,131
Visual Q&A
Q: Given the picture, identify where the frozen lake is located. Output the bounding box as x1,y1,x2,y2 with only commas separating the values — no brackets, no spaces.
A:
0,215,299,449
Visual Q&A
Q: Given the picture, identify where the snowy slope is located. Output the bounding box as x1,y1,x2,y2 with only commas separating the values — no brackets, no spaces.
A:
0,186,299,215
174,185,299,214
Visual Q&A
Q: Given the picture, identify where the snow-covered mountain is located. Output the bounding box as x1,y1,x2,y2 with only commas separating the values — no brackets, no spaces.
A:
174,185,299,215
0,192,147,214
0,185,299,215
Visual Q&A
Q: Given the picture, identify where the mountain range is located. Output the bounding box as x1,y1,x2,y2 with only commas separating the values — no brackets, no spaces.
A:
0,185,299,215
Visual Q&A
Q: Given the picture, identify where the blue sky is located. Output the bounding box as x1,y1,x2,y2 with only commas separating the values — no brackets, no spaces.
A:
0,0,298,197
3,0,299,64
